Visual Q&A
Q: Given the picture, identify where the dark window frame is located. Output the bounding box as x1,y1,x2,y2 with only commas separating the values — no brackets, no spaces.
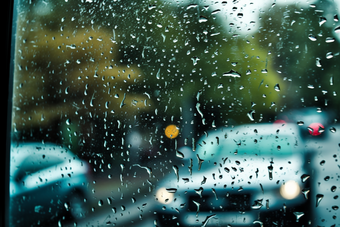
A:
4,0,15,226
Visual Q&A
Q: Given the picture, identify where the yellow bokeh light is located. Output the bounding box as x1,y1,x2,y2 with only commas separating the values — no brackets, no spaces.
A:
165,124,179,139
280,180,300,200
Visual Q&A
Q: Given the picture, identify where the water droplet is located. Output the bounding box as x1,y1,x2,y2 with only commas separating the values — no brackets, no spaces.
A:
66,44,76,49
320,160,326,166
331,186,337,192
330,127,336,133
268,165,273,180
182,178,190,183
172,165,179,182
302,188,310,199
196,103,205,125
192,138,196,152
247,110,255,121
107,197,112,205
251,199,263,210
156,68,161,79
199,16,208,23
211,188,218,200
308,35,317,41
120,163,125,173
197,154,204,171
274,84,280,91
334,25,340,33
333,206,339,210
202,214,216,227
195,187,204,198
166,188,177,193
191,56,200,66
98,200,103,206
297,121,304,126
319,16,327,26
223,70,241,78
301,174,310,183
176,149,184,159
253,221,263,226
132,164,152,177
326,37,335,43
294,212,305,222
316,58,322,67
326,52,334,59
259,183,264,194
64,202,70,211
196,90,202,102
217,83,224,89
316,194,324,207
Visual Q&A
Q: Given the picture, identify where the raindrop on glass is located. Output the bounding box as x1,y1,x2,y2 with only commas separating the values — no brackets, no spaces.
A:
330,127,336,133
308,35,317,41
319,17,327,26
294,212,305,222
297,121,304,126
274,84,280,92
326,37,335,43
301,174,310,183
334,25,340,33
316,194,324,207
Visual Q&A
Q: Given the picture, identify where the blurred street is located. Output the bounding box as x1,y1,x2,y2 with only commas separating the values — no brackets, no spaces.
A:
64,166,165,227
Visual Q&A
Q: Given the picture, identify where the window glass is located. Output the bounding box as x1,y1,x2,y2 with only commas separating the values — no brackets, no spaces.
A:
9,0,340,226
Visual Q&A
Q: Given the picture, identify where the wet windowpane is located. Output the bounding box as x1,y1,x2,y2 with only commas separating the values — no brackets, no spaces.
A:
8,0,340,226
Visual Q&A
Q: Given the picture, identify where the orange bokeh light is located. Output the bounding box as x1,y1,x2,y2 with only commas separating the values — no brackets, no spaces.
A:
165,124,179,139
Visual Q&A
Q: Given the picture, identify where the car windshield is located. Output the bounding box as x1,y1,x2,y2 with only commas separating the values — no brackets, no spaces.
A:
6,0,340,226
195,124,301,158
11,144,69,178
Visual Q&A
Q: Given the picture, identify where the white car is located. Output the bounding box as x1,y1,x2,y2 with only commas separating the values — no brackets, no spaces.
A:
154,123,310,226
10,142,92,226
306,123,340,227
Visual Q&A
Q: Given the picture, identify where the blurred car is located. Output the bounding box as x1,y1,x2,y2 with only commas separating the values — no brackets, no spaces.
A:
305,123,340,227
9,142,92,226
276,108,340,226
276,107,335,139
154,123,311,226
